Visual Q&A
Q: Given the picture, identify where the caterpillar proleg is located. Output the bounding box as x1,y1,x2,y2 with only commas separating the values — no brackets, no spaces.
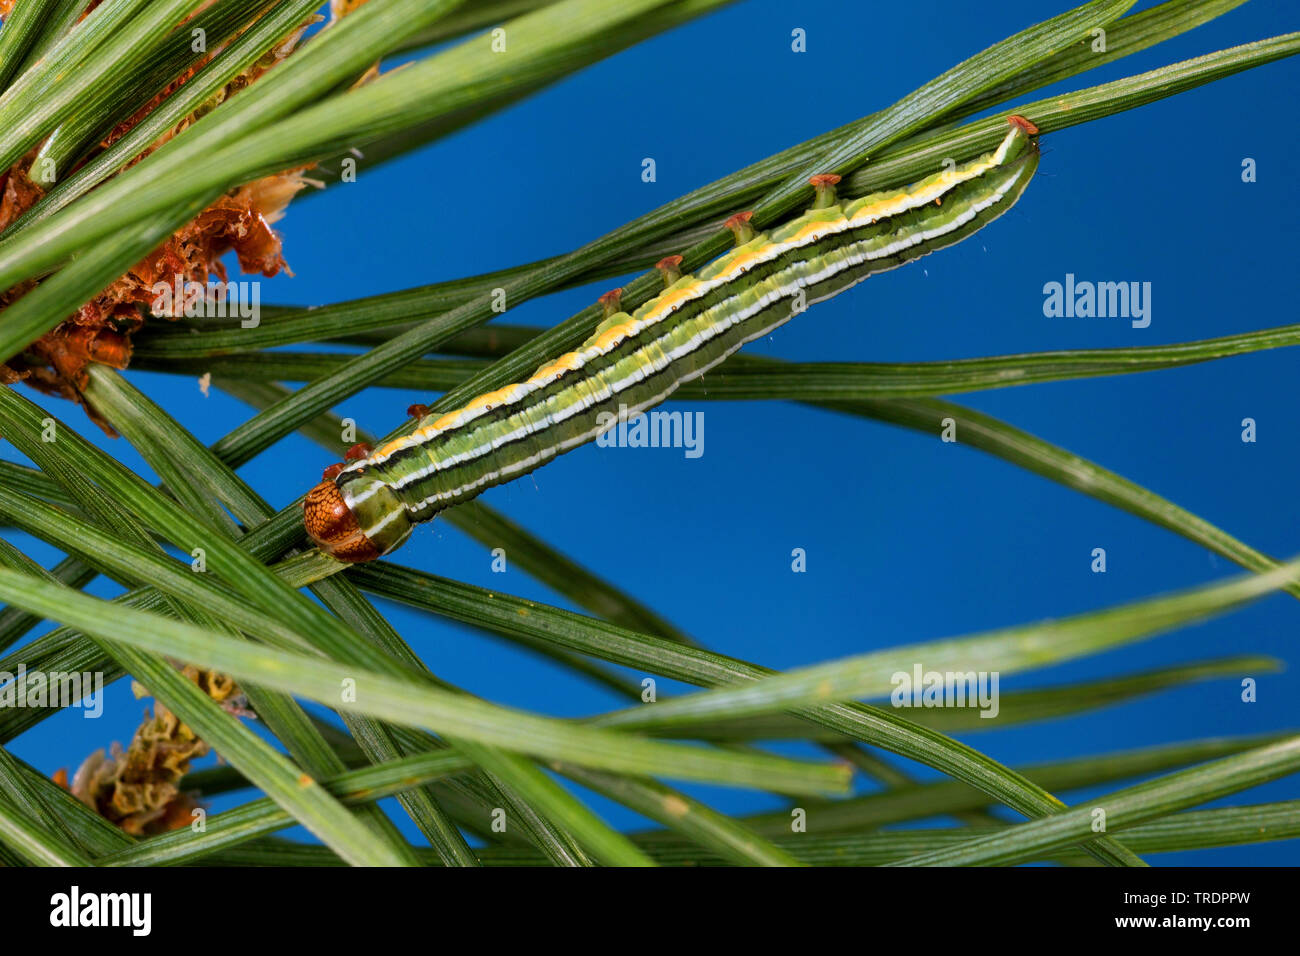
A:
304,116,1040,561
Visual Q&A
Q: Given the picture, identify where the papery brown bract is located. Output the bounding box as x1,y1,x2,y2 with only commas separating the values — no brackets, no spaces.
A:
0,5,318,419
59,666,247,836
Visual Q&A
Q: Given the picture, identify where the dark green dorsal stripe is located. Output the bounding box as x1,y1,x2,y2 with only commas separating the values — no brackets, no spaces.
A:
331,121,1039,553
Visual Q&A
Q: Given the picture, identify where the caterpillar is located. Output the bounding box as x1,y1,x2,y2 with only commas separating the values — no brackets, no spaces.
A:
305,115,1040,562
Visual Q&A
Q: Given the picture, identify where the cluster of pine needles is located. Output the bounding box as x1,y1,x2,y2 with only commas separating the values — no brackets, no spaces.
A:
0,0,1297,866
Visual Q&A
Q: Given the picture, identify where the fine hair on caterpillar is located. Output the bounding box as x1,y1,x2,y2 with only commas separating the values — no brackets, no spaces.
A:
304,116,1040,562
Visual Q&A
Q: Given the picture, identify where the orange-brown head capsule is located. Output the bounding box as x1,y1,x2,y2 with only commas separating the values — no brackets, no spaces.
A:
303,480,382,562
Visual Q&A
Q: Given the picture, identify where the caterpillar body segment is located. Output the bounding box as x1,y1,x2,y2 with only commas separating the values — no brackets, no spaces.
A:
305,118,1040,561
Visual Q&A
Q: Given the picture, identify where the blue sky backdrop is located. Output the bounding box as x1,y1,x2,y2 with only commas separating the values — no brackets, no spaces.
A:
4,0,1298,864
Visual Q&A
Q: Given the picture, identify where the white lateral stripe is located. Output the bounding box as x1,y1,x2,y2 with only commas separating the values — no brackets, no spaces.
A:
343,135,1022,479
348,171,1021,533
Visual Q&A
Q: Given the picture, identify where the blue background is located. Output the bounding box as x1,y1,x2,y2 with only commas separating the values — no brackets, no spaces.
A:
4,0,1299,864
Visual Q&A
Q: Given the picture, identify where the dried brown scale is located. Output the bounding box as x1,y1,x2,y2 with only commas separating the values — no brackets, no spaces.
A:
0,149,45,231
24,1,379,832
54,666,248,836
1,168,307,428
0,3,320,420
104,17,318,167
100,63,205,154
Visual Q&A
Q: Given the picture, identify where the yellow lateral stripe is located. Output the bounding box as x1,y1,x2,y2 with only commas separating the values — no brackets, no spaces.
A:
845,157,999,226
370,227,850,460
366,131,1023,463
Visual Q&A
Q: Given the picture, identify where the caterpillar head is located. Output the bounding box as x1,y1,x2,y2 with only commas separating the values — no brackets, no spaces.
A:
303,471,412,562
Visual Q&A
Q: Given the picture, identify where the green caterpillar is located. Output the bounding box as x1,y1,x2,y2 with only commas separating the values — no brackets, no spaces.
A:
305,115,1040,561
